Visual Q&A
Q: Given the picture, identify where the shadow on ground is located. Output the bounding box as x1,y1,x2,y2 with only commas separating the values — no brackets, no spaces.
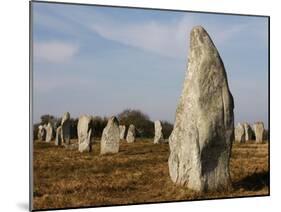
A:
233,171,269,191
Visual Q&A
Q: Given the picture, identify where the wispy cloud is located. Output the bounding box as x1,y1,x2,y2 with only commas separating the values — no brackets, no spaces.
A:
34,5,263,60
34,41,79,63
90,16,193,59
89,14,253,59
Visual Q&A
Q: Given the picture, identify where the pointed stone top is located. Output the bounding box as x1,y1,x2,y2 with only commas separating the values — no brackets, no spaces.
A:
79,115,93,123
63,112,70,119
129,124,135,130
61,112,70,124
191,25,206,33
255,121,264,125
190,25,217,55
108,116,119,125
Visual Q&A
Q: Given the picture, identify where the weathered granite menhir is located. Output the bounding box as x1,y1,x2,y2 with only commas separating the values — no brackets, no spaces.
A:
100,116,120,154
168,26,234,192
77,115,93,152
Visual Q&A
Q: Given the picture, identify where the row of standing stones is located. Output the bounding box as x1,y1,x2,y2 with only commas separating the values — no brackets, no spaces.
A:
38,116,266,150
235,122,267,143
36,26,268,193
37,114,164,152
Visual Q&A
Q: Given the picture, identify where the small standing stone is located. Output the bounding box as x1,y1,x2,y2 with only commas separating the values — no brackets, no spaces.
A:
253,122,265,143
235,123,245,143
77,115,93,152
37,125,46,141
126,124,136,143
119,125,126,140
100,117,120,154
243,123,253,141
55,126,62,146
61,112,71,145
154,120,164,144
45,122,53,143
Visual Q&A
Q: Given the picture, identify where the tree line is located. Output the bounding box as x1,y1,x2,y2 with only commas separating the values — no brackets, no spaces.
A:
33,109,173,140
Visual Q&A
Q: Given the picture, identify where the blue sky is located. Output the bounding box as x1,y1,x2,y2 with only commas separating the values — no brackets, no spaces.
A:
32,2,269,128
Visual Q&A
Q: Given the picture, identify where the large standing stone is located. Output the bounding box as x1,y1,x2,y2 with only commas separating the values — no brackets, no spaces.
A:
37,125,46,141
77,115,93,152
45,122,53,143
235,123,245,143
253,122,265,143
61,112,71,145
154,120,164,144
126,124,136,143
55,126,62,146
119,125,126,140
168,26,234,192
243,123,253,141
100,117,120,154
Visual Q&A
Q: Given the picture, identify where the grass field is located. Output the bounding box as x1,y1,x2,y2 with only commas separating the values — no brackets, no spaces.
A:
33,139,269,210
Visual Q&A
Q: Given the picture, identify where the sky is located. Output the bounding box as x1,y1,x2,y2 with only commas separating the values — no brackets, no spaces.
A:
32,2,269,128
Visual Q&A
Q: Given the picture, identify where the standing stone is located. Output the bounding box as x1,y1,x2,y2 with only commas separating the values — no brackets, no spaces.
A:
55,126,62,146
168,26,234,192
61,112,71,145
45,122,53,143
100,117,120,154
77,115,93,152
253,122,265,143
235,123,245,143
126,124,136,143
37,125,46,141
243,123,253,141
119,125,126,140
154,120,164,144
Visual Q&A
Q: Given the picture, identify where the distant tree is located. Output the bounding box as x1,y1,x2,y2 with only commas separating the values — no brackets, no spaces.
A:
33,123,40,140
117,109,154,138
54,118,62,128
161,121,173,139
69,118,78,139
264,129,269,141
40,114,55,125
92,116,107,138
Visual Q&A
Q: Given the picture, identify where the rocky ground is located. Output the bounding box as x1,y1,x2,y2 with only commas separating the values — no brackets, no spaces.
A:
33,139,269,210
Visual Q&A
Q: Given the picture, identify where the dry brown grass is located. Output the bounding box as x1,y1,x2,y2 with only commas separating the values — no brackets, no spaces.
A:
33,139,269,210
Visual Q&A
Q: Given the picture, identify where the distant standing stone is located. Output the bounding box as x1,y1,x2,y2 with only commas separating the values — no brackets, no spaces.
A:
101,117,120,154
61,112,71,145
37,125,46,141
45,122,53,143
243,123,253,141
168,26,234,192
119,125,126,140
126,124,136,143
55,126,62,146
235,123,245,143
154,120,164,144
253,122,265,143
77,115,93,152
